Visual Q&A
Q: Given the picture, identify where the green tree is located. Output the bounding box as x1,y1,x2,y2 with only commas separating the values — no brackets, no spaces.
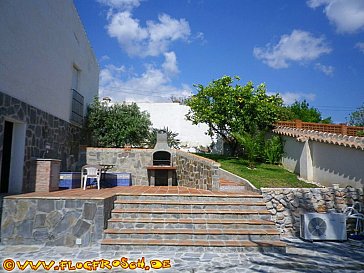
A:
186,76,284,153
347,104,364,126
86,97,152,147
286,100,332,124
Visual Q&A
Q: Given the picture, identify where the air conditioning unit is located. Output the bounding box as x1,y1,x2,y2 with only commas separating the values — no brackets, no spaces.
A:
300,213,347,241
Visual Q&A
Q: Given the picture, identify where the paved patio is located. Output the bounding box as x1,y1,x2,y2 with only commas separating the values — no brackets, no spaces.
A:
3,186,260,200
0,237,363,272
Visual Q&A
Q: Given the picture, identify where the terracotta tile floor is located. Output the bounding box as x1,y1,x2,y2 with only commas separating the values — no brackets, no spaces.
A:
5,186,260,200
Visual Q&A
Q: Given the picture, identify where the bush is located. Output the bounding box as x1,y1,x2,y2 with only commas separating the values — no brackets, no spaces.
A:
233,131,264,169
264,136,284,164
85,98,151,147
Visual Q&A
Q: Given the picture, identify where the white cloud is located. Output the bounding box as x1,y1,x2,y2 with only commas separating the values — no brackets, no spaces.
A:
107,11,190,57
97,0,141,11
307,0,331,8
270,92,316,105
107,11,148,56
99,55,191,103
99,55,110,62
254,30,332,69
315,63,334,76
162,52,179,75
307,0,364,33
356,42,364,53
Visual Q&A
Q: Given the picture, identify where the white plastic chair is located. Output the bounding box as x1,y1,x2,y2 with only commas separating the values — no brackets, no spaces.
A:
344,202,364,235
81,165,102,190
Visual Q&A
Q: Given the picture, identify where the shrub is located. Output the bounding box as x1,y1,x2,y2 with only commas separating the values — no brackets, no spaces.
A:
264,135,284,164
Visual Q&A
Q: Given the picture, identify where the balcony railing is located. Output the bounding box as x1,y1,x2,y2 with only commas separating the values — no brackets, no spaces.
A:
275,120,364,137
70,89,84,126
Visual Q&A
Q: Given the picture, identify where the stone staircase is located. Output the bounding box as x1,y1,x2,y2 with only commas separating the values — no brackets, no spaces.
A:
100,193,286,252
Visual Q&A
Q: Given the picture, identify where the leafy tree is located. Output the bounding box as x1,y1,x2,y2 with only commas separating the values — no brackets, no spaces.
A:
145,127,181,149
285,100,332,124
186,76,284,153
85,97,151,147
347,104,364,126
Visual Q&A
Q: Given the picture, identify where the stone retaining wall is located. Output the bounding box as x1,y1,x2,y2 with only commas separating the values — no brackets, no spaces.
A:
175,150,220,191
1,197,115,246
261,187,364,236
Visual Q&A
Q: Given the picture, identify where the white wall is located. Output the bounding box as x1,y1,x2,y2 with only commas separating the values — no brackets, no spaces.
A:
0,0,99,122
137,103,212,148
281,135,364,188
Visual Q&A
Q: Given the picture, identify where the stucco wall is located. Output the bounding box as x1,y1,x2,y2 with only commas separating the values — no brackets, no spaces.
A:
137,103,212,148
281,135,364,188
0,0,99,122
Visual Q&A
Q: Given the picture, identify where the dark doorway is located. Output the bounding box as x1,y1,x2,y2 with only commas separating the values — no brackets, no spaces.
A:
1,121,13,193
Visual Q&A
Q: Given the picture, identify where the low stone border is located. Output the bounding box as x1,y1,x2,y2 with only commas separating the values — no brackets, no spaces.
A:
261,187,364,236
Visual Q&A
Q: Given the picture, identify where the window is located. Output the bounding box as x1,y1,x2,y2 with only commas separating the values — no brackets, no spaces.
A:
70,66,84,126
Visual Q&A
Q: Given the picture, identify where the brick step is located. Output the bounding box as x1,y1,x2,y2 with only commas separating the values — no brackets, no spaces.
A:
113,199,266,210
100,238,286,253
116,194,263,202
219,186,246,193
111,208,271,220
108,218,275,225
103,228,280,241
107,218,277,230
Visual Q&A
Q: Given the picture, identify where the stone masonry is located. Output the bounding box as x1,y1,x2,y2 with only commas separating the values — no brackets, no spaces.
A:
86,148,220,190
0,91,82,193
1,197,115,246
175,150,220,191
261,187,364,236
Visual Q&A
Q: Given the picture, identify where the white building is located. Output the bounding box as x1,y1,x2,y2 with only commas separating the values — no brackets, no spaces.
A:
137,103,212,149
0,0,99,193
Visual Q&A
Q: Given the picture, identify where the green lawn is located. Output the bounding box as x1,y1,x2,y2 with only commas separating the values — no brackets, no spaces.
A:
197,153,316,189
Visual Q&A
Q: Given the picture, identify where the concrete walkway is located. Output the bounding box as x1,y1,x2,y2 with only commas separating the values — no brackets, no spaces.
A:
0,237,363,273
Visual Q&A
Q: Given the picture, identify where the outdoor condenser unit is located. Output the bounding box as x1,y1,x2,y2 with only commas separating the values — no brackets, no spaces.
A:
300,213,347,241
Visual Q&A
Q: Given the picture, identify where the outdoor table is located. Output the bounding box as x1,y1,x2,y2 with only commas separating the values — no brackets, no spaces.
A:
99,164,115,182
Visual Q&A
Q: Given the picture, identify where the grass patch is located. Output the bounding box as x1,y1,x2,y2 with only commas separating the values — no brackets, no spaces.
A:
196,153,316,189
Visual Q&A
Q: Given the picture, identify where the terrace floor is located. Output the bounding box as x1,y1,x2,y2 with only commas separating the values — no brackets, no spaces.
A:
5,185,259,200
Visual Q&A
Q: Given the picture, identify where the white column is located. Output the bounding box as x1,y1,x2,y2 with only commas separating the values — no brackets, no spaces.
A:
300,140,313,181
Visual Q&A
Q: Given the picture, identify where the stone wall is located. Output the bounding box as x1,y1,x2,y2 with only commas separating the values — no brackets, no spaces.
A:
0,91,82,193
261,187,364,236
86,148,159,186
86,148,220,190
175,150,220,191
1,197,115,246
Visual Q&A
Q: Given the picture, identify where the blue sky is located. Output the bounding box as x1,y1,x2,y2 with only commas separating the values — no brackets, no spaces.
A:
74,0,364,123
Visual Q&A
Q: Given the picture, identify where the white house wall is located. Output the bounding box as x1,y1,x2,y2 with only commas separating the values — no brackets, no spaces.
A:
137,103,212,148
281,135,364,188
0,0,99,122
